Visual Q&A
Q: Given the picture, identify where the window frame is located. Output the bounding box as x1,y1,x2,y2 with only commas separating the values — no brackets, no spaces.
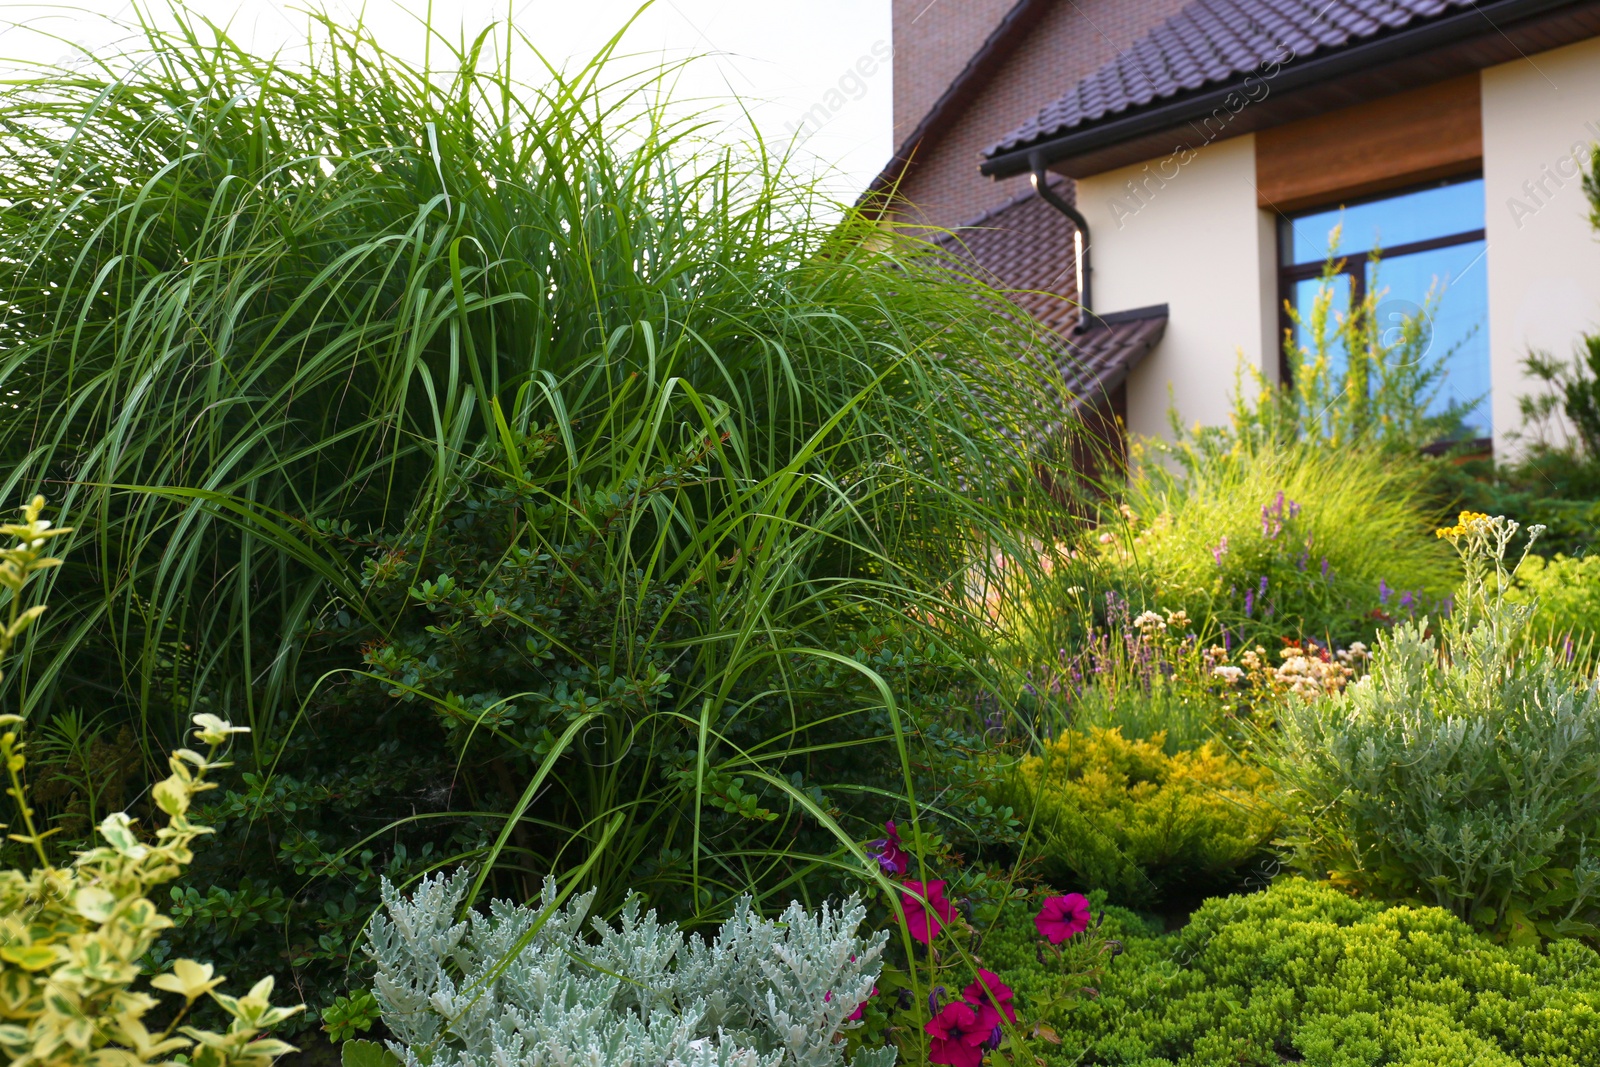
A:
1274,173,1486,392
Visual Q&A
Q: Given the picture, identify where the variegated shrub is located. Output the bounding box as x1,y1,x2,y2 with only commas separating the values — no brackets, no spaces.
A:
0,497,302,1067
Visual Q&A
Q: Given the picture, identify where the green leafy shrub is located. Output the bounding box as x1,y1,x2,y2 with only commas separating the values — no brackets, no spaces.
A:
364,868,893,1067
1101,443,1454,647
1509,551,1600,662
1266,513,1600,941
318,437,1005,916
0,499,300,1067
1000,728,1279,906
978,878,1600,1066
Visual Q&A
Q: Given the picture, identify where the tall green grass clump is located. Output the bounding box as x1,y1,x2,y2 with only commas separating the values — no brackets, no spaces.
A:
1098,443,1453,647
0,3,1072,1023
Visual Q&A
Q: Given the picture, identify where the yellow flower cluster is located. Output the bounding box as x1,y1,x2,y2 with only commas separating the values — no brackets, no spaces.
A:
1434,511,1492,539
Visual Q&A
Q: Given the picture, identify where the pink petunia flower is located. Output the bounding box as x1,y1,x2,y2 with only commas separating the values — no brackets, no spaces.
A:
847,985,877,1022
1035,893,1092,944
868,820,910,877
925,999,989,1067
963,968,1016,1025
902,880,956,944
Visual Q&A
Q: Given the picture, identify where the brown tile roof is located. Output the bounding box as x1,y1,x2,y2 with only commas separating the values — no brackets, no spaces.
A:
934,185,1167,408
985,0,1478,159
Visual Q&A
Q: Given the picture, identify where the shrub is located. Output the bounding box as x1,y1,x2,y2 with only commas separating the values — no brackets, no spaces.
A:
1266,513,1600,941
1102,443,1454,647
363,868,893,1067
0,498,300,1067
1509,551,1600,663
1000,728,1279,906
978,878,1600,1066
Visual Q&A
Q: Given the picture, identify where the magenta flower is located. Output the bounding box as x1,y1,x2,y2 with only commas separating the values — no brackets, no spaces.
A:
902,880,956,944
963,968,1016,1025
868,820,909,876
1035,893,1092,944
848,985,877,1022
925,999,989,1067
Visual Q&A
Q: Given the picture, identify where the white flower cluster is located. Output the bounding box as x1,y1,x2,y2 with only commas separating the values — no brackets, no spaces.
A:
365,869,894,1067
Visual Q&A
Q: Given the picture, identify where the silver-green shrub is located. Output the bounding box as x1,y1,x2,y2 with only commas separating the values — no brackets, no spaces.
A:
1267,513,1600,942
364,870,894,1067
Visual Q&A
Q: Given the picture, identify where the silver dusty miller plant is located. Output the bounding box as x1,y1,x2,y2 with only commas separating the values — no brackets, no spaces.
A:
364,869,895,1067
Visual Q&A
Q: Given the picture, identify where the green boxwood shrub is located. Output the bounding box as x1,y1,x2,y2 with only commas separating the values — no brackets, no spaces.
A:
979,878,1600,1066
1000,728,1279,906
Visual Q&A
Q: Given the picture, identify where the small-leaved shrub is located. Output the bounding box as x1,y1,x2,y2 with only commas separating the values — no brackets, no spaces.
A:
1268,513,1600,941
364,868,893,1067
978,878,1600,1066
1001,728,1279,906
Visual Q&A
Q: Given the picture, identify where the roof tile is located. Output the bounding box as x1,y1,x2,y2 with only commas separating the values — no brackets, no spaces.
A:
932,187,1168,408
985,0,1479,159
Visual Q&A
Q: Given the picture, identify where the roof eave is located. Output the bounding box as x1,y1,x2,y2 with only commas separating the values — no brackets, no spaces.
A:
981,0,1589,180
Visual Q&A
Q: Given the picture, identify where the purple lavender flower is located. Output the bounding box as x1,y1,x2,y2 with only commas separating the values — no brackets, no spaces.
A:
1379,579,1392,606
1399,591,1414,611
1212,535,1229,565
1259,575,1270,597
1320,557,1331,580
1244,590,1255,617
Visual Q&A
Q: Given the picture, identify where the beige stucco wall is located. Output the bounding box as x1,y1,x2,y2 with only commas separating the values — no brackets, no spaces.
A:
1482,37,1600,458
1075,133,1278,440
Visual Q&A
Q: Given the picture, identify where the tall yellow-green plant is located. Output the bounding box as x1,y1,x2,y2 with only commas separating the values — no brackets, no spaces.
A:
0,498,301,1067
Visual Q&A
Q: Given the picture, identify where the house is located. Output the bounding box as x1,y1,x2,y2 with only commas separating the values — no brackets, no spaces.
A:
878,0,1600,457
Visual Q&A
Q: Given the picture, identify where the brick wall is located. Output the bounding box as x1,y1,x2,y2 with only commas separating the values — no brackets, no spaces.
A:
890,0,1192,229
890,0,1015,148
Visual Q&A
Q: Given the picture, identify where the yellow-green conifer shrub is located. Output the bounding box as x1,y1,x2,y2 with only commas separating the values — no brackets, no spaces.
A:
0,498,302,1067
1004,727,1279,905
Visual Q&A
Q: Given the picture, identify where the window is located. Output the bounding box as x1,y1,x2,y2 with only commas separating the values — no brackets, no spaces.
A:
1278,176,1490,439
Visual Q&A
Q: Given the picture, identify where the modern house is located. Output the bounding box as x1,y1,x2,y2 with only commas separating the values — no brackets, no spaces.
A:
878,0,1600,456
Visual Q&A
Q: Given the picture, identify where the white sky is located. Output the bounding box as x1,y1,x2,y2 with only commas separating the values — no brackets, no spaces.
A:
0,0,893,203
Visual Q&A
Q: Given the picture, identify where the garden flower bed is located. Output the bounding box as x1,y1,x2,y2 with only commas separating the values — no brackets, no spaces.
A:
3,9,1600,1067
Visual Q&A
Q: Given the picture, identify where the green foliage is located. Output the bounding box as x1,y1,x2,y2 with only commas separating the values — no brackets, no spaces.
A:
314,437,1009,919
1000,728,1279,907
1102,443,1453,647
1177,248,1473,458
1265,514,1600,941
0,499,301,1067
0,6,1061,826
319,992,380,1044
340,1040,398,1067
364,869,893,1067
1418,451,1600,560
1521,336,1600,460
0,6,1068,1026
1509,552,1600,663
979,878,1600,1066
152,713,475,1038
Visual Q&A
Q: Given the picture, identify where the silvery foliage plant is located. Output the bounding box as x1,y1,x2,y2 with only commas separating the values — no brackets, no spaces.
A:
364,869,895,1067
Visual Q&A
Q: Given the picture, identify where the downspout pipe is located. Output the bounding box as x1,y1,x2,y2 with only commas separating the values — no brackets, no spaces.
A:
1029,155,1094,333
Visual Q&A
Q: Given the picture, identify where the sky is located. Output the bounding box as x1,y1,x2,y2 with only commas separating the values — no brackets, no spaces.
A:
0,0,894,203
